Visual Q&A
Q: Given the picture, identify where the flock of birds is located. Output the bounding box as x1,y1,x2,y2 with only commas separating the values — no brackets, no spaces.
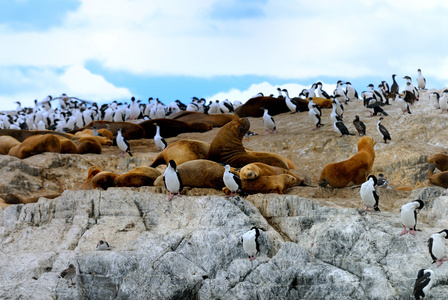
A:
5,68,446,299
0,95,242,132
259,72,428,143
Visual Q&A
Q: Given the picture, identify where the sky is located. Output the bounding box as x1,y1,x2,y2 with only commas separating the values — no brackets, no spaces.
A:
1,0,448,112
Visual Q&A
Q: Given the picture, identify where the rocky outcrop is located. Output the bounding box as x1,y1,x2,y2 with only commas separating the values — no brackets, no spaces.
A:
1,188,448,299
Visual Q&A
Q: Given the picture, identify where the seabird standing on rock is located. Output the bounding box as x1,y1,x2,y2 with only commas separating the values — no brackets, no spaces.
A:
308,97,322,116
282,89,301,113
277,87,284,98
428,229,448,267
391,74,399,94
394,93,411,115
404,76,419,100
353,116,366,136
400,200,424,236
262,108,276,134
219,99,234,114
60,264,76,287
333,96,344,118
163,160,183,201
439,90,448,113
333,115,354,137
377,117,391,143
345,82,359,102
366,98,388,116
430,92,440,109
417,69,426,90
334,81,347,103
153,123,167,151
242,227,260,261
413,269,434,300
360,175,380,212
129,97,140,120
116,128,133,157
223,164,241,197
316,82,331,99
96,240,111,250
309,103,324,130
330,100,341,123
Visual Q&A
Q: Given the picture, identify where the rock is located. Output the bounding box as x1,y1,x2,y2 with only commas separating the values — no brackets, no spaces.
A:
1,188,448,299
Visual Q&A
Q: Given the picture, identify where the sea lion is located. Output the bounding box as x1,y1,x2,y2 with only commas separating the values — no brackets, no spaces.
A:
245,150,296,169
75,136,102,154
240,162,304,184
0,129,73,142
8,134,61,159
307,97,333,108
80,166,103,190
0,198,9,210
175,159,227,189
150,139,211,167
169,111,239,127
0,193,61,207
138,119,212,139
0,136,20,154
114,166,161,187
91,171,120,190
240,174,297,194
428,164,448,188
428,153,448,172
54,136,77,154
69,121,145,140
73,130,113,146
319,136,376,188
207,118,289,169
234,96,291,118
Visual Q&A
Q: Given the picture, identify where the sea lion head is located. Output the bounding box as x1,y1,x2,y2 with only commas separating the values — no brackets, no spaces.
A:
233,118,250,139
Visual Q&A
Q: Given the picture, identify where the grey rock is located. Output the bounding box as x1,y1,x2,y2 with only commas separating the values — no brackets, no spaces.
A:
1,188,448,299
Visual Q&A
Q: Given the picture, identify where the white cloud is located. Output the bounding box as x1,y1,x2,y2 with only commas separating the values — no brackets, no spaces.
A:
0,65,132,111
1,0,448,107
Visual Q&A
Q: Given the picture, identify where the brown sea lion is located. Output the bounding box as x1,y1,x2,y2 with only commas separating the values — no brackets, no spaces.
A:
0,136,20,154
245,150,296,169
234,96,291,118
0,198,9,210
176,159,227,189
54,136,77,154
0,193,61,207
89,128,114,140
150,139,211,167
0,129,73,142
307,97,333,108
91,171,120,190
75,136,102,154
428,153,448,172
169,111,239,127
69,121,145,140
138,118,212,139
114,166,161,187
207,118,289,169
240,162,304,185
72,132,113,146
319,136,376,188
240,174,297,194
428,164,448,188
395,186,414,191
8,134,61,159
80,166,103,190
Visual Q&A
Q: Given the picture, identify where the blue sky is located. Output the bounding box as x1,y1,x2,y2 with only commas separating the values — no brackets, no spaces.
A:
1,0,448,111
